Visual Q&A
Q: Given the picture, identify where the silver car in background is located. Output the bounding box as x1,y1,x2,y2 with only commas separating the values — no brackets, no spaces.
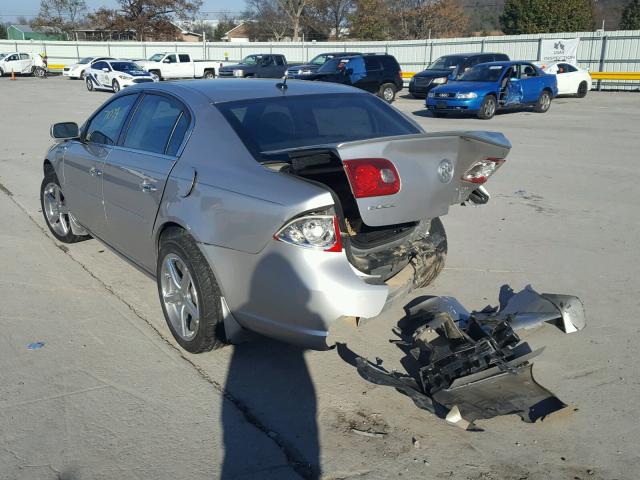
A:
41,79,511,353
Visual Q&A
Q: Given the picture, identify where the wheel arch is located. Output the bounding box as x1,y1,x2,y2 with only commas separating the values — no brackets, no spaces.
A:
43,159,54,176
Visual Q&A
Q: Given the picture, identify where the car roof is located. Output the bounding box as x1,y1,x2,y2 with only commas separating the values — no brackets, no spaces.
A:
437,52,503,58
132,78,367,104
475,61,531,67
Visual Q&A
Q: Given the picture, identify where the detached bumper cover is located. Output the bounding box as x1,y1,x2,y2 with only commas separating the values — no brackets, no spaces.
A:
339,285,585,430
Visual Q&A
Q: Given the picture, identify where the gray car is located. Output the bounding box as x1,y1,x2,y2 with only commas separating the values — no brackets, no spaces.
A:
41,79,511,353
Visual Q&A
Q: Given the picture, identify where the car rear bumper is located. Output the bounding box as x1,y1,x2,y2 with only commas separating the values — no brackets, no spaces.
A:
198,240,395,349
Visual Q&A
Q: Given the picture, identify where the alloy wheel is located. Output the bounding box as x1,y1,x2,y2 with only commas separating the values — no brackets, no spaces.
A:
484,98,496,118
383,87,394,102
160,253,200,341
42,183,70,237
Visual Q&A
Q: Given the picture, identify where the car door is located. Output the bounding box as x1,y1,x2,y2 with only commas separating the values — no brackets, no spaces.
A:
162,54,179,78
3,54,20,73
555,63,577,94
178,54,193,77
359,57,382,92
18,53,32,73
519,63,542,103
258,55,276,78
62,93,140,237
91,61,111,87
101,92,191,271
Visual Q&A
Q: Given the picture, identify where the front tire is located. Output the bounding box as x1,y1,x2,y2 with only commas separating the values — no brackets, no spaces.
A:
40,171,90,244
477,94,497,119
577,81,588,98
157,228,226,353
112,79,120,93
379,83,397,103
86,77,94,91
534,90,552,113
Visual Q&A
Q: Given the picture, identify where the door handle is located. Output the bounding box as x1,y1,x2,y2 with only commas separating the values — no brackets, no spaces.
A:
89,167,102,176
140,182,157,193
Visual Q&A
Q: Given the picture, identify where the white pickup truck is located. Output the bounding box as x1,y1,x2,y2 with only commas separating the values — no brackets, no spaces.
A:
136,52,229,80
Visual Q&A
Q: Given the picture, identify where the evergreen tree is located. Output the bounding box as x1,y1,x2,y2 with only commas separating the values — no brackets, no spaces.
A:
500,0,594,34
620,0,640,29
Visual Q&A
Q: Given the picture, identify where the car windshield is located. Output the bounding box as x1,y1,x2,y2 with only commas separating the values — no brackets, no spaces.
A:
149,54,165,62
310,54,341,66
217,93,420,156
240,55,265,65
111,62,144,72
78,57,93,64
317,58,351,73
460,64,505,82
427,56,463,70
0,53,7,60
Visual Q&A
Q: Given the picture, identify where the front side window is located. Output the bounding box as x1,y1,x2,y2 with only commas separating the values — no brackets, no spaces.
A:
123,94,187,155
19,53,30,60
111,62,144,73
7,54,18,61
521,64,538,78
166,54,177,63
85,94,138,146
241,55,260,65
217,93,420,156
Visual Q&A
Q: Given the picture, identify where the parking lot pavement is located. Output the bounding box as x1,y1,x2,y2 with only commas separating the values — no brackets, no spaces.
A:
1,76,640,479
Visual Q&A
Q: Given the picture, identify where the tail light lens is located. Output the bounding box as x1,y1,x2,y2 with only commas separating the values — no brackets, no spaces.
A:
461,157,505,184
274,214,342,252
343,158,400,198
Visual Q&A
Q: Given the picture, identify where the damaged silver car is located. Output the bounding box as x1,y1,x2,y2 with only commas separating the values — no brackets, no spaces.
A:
41,79,510,353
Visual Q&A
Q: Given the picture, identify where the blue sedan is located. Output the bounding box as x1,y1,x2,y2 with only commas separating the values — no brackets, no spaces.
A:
426,61,558,119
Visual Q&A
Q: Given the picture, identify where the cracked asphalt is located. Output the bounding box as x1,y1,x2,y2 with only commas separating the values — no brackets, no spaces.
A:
1,77,639,480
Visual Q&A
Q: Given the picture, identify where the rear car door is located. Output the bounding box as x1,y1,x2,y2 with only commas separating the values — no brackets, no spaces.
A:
62,93,139,237
360,57,383,93
178,54,193,77
101,92,191,270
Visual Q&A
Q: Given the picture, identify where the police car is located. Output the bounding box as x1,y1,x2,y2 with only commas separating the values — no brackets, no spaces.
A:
85,59,158,92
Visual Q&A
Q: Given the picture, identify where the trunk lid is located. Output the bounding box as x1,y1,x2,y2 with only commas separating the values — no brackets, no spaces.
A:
335,132,511,226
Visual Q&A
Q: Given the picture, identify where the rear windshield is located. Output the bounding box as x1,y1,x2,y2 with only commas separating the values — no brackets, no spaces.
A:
460,64,505,82
217,93,420,157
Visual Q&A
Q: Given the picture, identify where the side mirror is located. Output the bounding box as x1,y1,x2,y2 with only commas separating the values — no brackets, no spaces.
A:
51,122,79,140
102,67,109,72
163,58,171,63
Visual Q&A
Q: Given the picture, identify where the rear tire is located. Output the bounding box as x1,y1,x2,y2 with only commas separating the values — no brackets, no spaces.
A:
157,228,226,353
577,81,588,98
477,94,497,120
149,70,162,81
534,90,552,113
203,70,215,79
379,83,397,103
413,218,447,288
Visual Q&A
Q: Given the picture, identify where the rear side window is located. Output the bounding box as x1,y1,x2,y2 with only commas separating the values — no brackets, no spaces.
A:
179,54,190,62
364,57,382,71
495,54,510,61
380,56,400,72
123,94,188,155
217,93,420,155
85,94,138,146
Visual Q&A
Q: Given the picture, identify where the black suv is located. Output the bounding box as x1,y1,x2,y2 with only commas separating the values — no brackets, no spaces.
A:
285,52,361,79
409,52,510,98
307,54,403,103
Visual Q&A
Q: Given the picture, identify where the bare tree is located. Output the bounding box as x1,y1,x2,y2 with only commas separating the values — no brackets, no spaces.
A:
275,0,309,41
31,0,87,38
244,0,290,40
305,0,353,39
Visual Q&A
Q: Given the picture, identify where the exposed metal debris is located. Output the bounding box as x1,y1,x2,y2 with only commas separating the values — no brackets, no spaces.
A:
338,285,586,430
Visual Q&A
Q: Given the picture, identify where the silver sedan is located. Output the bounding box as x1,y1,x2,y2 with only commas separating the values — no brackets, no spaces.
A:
41,79,510,353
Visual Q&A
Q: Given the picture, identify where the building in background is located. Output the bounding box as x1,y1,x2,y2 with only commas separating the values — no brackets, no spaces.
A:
222,23,250,42
7,24,64,41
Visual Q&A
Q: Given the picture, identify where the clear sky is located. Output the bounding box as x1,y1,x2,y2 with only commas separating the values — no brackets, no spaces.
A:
0,0,244,22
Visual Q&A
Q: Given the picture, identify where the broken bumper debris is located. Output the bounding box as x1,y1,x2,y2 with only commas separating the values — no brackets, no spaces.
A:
339,285,585,430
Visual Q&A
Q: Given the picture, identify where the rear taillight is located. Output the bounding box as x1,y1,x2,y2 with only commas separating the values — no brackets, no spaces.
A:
343,158,400,198
274,214,342,252
461,157,505,184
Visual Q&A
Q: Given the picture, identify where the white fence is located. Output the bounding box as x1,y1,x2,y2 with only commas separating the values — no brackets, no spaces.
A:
2,29,639,89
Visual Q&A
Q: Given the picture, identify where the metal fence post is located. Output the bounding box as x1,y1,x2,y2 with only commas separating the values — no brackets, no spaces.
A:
107,42,111,56
429,41,433,64
537,37,543,61
597,35,608,91
75,41,80,61
481,38,485,52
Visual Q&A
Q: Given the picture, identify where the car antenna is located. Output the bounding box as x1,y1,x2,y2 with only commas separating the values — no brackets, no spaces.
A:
276,75,288,91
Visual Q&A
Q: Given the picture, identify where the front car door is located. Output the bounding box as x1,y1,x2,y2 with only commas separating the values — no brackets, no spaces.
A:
101,92,191,271
3,54,20,73
62,93,140,237
162,54,179,78
519,62,543,103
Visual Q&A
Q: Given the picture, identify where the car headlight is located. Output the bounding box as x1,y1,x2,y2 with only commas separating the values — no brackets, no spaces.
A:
118,74,129,80
427,91,436,98
299,69,313,75
455,92,477,99
432,77,448,85
233,69,244,77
